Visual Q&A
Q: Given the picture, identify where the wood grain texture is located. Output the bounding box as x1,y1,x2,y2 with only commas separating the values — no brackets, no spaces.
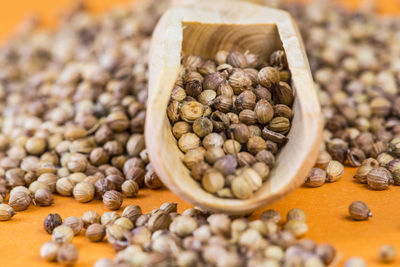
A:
146,0,323,214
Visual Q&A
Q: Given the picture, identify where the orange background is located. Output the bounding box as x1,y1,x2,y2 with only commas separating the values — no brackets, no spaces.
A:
1,1,400,267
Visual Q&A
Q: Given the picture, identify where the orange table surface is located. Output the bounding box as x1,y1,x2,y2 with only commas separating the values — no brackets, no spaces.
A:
1,1,400,267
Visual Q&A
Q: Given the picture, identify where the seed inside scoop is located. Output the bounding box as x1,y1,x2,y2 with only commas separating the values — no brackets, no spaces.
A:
167,50,294,199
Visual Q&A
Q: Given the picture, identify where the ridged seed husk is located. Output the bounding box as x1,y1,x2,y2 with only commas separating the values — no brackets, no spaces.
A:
366,167,392,190
305,168,326,187
348,201,372,221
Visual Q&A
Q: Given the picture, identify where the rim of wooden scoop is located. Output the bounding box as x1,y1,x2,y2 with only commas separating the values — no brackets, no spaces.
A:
145,0,323,215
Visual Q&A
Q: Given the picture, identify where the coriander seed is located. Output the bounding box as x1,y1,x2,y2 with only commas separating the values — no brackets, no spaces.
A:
10,186,30,198
348,201,372,221
316,244,336,265
202,133,224,149
178,133,200,153
258,67,280,88
207,214,231,237
283,220,308,238
287,208,306,222
172,121,192,139
8,191,31,211
148,210,171,232
0,204,16,221
254,100,273,124
213,155,237,176
73,182,95,202
170,215,198,237
63,216,84,235
25,137,47,155
193,117,213,138
367,167,391,190
305,168,326,187
86,223,106,242
67,153,88,172
252,162,270,181
35,188,54,206
57,243,79,265
106,224,126,244
114,217,134,231
315,151,332,169
56,177,74,196
185,148,207,168
37,173,58,192
44,213,63,234
160,202,178,214
101,212,120,226
144,169,163,189
180,101,204,123
231,176,253,199
81,211,101,228
264,246,284,261
202,169,224,193
232,124,250,144
379,245,396,263
353,165,373,184
103,190,123,210
52,225,74,243
135,214,151,227
223,139,241,155
121,180,139,198
40,241,60,262
122,205,142,224
247,136,267,155
326,160,344,182
261,209,281,224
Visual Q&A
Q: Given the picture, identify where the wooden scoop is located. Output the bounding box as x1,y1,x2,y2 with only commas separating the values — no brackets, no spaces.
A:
145,0,323,215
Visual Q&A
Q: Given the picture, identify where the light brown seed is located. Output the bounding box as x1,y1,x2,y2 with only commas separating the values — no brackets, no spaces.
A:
202,169,224,193
0,204,16,221
326,160,344,182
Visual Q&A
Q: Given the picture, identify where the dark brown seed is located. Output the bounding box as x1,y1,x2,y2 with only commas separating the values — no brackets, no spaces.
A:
44,213,63,234
210,111,230,132
125,167,146,187
94,178,116,199
262,128,288,145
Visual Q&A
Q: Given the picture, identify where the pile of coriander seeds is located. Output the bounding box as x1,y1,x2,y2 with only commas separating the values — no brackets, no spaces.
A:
40,203,337,267
284,0,400,190
0,0,170,219
167,50,294,199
